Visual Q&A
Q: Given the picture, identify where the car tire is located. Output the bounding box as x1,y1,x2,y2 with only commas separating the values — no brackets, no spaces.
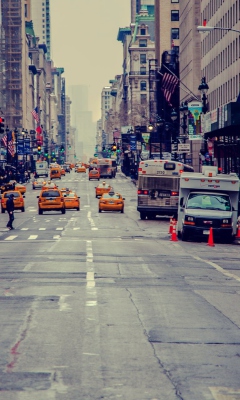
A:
33,187,35,190
38,209,43,215
99,209,101,213
76,207,80,211
140,212,146,220
62,208,66,214
21,207,25,212
181,230,188,241
1,208,5,213
121,208,124,213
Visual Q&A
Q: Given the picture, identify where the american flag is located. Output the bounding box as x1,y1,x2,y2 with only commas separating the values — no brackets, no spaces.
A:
1,131,15,157
161,72,179,105
31,106,40,123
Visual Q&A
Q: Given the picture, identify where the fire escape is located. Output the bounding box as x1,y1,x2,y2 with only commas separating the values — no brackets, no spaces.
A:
0,0,22,128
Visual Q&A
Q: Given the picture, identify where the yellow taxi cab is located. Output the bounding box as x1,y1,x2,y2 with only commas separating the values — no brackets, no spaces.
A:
1,190,25,213
95,181,113,198
89,168,100,181
50,167,61,180
32,179,46,190
63,192,80,211
14,183,27,194
61,167,66,176
42,181,58,190
60,187,72,196
76,165,86,173
37,188,65,215
99,191,125,213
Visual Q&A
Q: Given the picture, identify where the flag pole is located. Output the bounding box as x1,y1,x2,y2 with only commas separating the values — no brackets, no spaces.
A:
162,63,200,101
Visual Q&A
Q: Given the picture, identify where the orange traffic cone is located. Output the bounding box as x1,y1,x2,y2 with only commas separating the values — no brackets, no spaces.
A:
207,227,215,247
168,217,173,234
236,221,240,239
170,220,178,241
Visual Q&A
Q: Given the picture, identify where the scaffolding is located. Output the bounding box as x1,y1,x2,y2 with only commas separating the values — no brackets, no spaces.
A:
0,0,22,129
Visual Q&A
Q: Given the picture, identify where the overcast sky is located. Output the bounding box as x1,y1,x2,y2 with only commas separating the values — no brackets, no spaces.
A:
51,0,130,122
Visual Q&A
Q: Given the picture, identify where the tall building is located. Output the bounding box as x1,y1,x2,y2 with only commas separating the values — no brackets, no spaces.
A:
31,0,51,60
68,85,95,160
199,1,240,174
179,0,202,171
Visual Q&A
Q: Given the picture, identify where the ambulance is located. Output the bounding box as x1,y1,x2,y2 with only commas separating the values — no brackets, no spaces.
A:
177,166,239,242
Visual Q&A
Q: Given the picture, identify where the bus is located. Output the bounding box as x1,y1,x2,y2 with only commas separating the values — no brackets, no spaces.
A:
137,159,194,220
97,158,114,178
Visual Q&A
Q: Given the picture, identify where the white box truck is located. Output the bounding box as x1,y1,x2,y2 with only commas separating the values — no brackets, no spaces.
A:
177,166,239,243
35,161,48,178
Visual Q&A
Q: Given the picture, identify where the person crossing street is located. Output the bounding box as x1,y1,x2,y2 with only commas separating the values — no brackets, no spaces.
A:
6,193,15,230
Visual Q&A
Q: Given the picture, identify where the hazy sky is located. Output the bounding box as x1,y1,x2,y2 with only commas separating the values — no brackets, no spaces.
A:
51,0,131,122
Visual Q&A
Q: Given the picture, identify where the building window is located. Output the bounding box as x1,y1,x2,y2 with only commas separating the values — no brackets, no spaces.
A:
171,10,179,21
171,0,179,2
139,39,147,47
140,28,146,35
140,81,147,91
141,94,147,104
171,28,179,40
140,67,146,75
140,54,147,64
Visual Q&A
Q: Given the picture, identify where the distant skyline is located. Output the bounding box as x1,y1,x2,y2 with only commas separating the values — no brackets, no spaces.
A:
51,0,131,122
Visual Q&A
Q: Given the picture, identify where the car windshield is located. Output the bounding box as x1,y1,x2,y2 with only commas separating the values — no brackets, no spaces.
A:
42,191,60,198
186,193,231,211
5,192,20,198
66,193,75,198
102,193,120,199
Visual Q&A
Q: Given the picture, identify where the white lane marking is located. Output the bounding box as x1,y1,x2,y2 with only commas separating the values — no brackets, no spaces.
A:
39,228,46,230
84,205,90,207
59,295,71,311
21,228,29,231
23,262,34,271
91,227,98,230
87,271,95,288
53,235,61,239
28,209,37,212
5,236,17,241
56,227,63,230
86,301,97,306
73,227,80,230
193,255,240,282
28,235,38,240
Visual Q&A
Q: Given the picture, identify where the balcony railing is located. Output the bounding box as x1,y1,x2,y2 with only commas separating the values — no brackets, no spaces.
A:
129,71,147,76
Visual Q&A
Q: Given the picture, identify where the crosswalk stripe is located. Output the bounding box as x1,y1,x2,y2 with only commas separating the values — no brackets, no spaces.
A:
39,228,46,230
4,235,17,241
21,228,29,230
28,235,38,240
56,227,63,230
53,235,60,239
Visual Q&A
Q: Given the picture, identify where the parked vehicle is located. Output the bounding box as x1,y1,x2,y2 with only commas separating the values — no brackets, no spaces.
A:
177,166,239,242
35,161,48,178
137,159,194,220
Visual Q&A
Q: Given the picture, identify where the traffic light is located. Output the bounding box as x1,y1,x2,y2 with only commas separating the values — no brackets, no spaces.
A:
112,142,117,151
52,150,55,157
0,117,4,134
37,145,41,154
60,144,65,152
44,148,48,157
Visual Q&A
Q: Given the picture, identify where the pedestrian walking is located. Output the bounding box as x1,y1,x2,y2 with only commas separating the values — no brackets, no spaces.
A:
6,194,15,230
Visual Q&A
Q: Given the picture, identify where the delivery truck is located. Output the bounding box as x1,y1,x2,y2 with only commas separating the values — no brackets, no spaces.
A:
177,166,239,243
35,161,48,178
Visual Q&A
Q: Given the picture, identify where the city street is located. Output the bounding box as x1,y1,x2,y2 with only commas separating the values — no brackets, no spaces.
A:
1,170,240,400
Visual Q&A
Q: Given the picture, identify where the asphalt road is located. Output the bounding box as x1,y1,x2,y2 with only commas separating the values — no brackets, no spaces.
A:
1,170,240,400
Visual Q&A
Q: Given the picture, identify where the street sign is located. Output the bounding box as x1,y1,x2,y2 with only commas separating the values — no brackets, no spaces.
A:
178,143,190,152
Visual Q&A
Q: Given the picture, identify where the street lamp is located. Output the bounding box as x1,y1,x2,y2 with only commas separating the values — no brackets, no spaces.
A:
198,77,209,114
197,25,240,34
